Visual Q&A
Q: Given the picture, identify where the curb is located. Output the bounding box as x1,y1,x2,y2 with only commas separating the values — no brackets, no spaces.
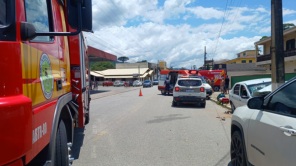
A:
209,98,232,111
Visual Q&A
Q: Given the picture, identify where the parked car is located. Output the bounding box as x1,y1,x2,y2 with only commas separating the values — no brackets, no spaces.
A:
133,80,142,87
230,76,296,166
143,80,153,88
192,76,213,99
114,80,124,87
229,78,271,113
172,77,207,107
102,80,113,86
153,79,159,85
124,81,133,87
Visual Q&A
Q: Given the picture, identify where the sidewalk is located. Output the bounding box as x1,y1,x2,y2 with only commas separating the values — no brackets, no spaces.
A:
209,91,231,111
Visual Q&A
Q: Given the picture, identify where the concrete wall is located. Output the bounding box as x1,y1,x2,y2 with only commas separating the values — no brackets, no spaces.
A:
227,63,266,71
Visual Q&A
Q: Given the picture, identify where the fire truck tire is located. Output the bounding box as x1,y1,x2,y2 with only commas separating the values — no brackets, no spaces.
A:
55,120,69,166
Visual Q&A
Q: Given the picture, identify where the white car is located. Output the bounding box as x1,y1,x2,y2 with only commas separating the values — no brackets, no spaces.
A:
230,76,296,166
172,77,207,107
191,76,213,99
132,80,142,87
229,78,271,113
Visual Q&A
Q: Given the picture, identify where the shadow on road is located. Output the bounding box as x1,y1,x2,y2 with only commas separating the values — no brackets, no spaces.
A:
146,114,190,124
72,127,85,160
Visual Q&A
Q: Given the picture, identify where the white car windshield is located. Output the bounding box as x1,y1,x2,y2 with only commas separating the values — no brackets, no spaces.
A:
247,82,272,96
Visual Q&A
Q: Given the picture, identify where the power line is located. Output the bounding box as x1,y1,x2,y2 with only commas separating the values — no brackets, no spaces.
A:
212,0,230,57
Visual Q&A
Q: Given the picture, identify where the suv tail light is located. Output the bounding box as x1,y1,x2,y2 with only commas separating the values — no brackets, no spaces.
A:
200,87,205,92
175,87,180,92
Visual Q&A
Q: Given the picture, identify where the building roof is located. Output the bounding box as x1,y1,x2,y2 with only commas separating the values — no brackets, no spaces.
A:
91,68,154,79
90,71,104,77
255,26,296,45
100,68,149,76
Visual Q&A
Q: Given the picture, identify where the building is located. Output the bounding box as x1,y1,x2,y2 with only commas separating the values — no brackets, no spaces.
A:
158,60,167,70
91,61,157,84
225,50,257,64
223,50,266,87
255,26,296,75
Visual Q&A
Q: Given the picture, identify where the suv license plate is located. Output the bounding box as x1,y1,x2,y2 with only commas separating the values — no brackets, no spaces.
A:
186,90,194,92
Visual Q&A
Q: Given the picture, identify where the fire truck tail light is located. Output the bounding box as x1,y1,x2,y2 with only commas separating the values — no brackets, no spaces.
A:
200,87,205,92
175,87,180,92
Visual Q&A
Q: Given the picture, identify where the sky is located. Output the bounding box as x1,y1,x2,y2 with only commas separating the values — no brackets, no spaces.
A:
84,0,296,69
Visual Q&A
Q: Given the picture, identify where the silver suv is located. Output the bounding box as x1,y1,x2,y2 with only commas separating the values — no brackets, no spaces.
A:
172,77,207,107
230,77,296,166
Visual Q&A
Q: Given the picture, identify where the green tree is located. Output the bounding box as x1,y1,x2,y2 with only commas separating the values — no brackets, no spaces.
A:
118,56,129,63
90,61,115,71
260,36,268,41
283,23,295,30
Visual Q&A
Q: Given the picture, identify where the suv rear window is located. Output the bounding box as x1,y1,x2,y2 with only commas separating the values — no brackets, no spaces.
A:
178,80,202,86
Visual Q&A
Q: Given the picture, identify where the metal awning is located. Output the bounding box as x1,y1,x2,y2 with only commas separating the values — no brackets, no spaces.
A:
90,71,104,77
148,70,153,75
140,73,148,78
104,76,134,78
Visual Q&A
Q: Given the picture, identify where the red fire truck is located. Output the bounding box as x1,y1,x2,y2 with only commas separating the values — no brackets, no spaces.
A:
0,0,92,166
158,69,201,95
198,70,226,91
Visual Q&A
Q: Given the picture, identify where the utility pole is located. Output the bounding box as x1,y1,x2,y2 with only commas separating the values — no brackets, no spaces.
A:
271,0,285,90
204,46,207,69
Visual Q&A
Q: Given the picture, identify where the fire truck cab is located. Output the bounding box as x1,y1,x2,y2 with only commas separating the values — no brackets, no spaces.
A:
0,0,92,166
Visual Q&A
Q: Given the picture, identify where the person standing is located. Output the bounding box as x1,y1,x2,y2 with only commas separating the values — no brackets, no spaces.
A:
224,75,230,94
220,77,225,93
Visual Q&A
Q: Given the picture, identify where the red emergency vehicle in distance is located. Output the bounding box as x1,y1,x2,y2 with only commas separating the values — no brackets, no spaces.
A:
158,69,201,95
198,70,226,91
0,1,92,166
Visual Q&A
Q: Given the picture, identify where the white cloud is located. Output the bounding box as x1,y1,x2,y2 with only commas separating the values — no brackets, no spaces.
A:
283,8,296,16
88,0,295,69
187,6,224,20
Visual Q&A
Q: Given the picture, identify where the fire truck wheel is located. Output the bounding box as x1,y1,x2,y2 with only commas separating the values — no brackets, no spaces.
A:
55,120,69,166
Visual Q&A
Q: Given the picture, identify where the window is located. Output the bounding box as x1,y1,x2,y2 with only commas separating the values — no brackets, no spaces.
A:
0,0,15,41
249,60,252,63
267,81,296,117
178,80,201,86
233,84,240,95
0,0,6,25
240,85,248,97
160,75,167,81
247,82,271,96
286,39,295,51
25,0,53,42
242,60,246,63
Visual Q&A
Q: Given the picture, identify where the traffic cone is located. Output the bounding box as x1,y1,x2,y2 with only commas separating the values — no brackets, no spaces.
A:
139,88,143,96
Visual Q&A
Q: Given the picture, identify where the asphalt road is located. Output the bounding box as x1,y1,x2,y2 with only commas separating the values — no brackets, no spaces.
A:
72,86,232,166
